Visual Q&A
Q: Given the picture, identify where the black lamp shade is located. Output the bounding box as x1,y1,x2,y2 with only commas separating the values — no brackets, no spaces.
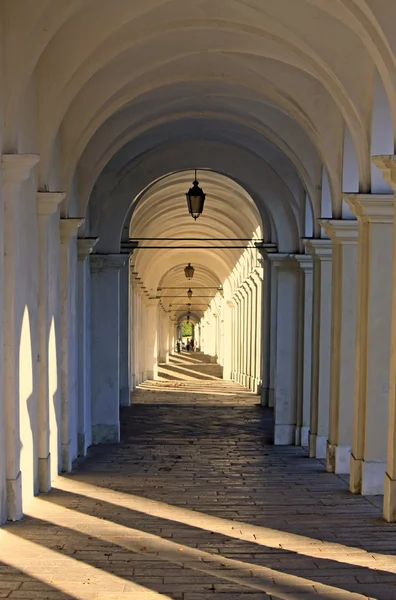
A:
184,263,194,279
187,288,193,299
186,180,205,220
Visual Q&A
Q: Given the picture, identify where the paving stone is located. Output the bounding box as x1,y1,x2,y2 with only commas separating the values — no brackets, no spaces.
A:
1,359,396,598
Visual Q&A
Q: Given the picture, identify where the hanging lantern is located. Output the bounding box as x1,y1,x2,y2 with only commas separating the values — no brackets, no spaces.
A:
184,263,194,280
187,288,193,299
187,303,191,309
186,170,206,220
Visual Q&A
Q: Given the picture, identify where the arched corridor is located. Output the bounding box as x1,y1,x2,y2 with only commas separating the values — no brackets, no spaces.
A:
5,0,396,597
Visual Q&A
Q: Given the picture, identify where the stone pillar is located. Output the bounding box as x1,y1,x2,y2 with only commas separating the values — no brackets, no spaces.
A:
320,220,359,474
144,298,159,380
253,269,263,394
169,317,176,357
345,194,393,495
60,218,84,471
304,240,333,459
256,244,277,405
158,310,169,363
269,254,300,445
2,154,39,520
76,237,98,456
373,159,396,518
294,255,313,447
90,254,127,444
119,261,130,406
36,192,65,491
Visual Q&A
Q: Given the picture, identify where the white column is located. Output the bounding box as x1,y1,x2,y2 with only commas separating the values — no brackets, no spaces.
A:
304,240,333,459
253,269,263,394
60,218,84,471
36,193,65,491
294,255,313,447
129,269,137,391
0,163,4,524
169,317,176,357
76,237,98,456
144,298,159,380
222,301,234,380
119,261,130,406
2,154,39,521
345,193,394,495
90,254,127,444
320,220,359,474
269,254,300,445
373,159,396,519
256,244,277,405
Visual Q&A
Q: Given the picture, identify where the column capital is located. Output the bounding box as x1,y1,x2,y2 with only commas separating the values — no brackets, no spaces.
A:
372,155,396,189
343,193,394,223
1,154,39,183
60,217,85,242
77,237,99,260
294,254,313,272
304,239,332,260
267,252,298,269
36,192,65,218
90,253,128,271
255,242,278,257
319,219,359,244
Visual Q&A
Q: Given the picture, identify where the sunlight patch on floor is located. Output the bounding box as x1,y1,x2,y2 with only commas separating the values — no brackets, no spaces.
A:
0,528,173,600
53,478,395,576
23,495,369,599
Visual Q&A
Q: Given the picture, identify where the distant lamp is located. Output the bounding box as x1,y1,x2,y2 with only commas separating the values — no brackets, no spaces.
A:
186,170,206,220
186,315,190,323
184,263,194,280
187,303,191,310
187,288,193,299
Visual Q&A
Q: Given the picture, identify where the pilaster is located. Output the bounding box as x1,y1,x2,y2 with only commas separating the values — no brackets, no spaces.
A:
268,253,300,445
59,218,84,472
294,254,313,447
36,192,65,492
304,239,332,459
370,156,396,517
320,219,359,474
2,154,39,521
76,237,98,456
255,243,277,406
345,193,393,496
144,298,160,381
90,254,127,444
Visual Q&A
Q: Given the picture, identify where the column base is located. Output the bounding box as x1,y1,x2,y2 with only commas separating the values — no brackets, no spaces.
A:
268,388,275,408
308,433,327,458
350,454,386,495
301,426,309,447
120,386,130,407
7,472,22,521
261,387,269,406
92,424,120,445
294,427,301,446
78,433,87,457
38,454,51,492
384,472,396,522
274,424,295,445
326,443,351,474
61,441,72,473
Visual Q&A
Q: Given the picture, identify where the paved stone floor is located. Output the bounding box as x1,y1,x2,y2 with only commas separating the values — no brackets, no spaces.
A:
2,356,396,599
